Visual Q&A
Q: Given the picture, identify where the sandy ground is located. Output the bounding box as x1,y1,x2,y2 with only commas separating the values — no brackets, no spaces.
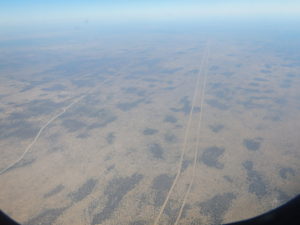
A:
0,34,299,225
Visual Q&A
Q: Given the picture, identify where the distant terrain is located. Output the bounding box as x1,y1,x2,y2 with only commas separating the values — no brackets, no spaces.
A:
0,26,299,225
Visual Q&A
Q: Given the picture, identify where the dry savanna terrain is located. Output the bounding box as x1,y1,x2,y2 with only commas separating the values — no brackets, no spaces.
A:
0,31,299,225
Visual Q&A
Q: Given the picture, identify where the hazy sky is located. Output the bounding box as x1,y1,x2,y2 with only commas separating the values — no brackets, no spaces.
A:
1,0,300,26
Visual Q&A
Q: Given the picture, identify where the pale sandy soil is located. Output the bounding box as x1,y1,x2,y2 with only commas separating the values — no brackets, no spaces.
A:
0,34,299,225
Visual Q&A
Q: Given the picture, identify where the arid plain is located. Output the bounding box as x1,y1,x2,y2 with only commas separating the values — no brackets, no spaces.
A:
0,30,299,225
